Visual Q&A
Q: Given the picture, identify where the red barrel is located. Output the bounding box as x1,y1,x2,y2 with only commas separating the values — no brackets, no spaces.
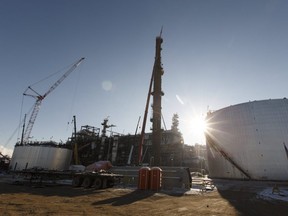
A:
150,167,162,191
138,167,150,190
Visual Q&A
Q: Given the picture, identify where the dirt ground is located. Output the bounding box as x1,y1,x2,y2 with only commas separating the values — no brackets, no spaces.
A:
0,178,288,216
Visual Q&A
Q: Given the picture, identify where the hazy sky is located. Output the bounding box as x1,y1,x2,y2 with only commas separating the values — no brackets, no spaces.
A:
1,0,288,155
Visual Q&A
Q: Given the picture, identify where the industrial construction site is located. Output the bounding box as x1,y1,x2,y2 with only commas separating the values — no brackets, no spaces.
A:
1,175,288,216
1,31,288,215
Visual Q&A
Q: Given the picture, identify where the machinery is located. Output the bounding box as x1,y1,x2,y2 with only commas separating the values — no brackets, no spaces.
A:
138,31,164,166
11,161,123,190
0,152,10,171
20,57,85,144
72,161,123,189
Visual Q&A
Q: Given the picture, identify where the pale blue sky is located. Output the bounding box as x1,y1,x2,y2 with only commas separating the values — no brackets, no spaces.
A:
1,0,288,155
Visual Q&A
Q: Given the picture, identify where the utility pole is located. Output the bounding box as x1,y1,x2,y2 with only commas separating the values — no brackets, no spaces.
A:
73,115,79,165
20,114,27,145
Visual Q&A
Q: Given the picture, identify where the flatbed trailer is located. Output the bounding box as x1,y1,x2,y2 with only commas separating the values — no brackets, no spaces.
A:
10,168,123,189
11,168,73,184
72,170,123,189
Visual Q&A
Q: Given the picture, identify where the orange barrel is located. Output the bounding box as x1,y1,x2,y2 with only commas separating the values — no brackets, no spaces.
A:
150,167,162,191
138,167,151,190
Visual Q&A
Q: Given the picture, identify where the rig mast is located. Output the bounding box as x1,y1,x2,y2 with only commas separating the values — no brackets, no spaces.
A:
138,33,164,165
151,35,164,166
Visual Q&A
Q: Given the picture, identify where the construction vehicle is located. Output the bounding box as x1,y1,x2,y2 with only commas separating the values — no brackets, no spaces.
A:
10,161,123,189
21,57,85,144
72,170,122,189
72,160,123,189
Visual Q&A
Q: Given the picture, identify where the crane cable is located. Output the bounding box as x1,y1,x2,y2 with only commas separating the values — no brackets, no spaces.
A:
4,94,27,147
5,60,81,147
66,61,83,130
28,62,75,89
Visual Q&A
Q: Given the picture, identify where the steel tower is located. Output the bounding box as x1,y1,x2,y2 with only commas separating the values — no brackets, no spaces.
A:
151,35,164,166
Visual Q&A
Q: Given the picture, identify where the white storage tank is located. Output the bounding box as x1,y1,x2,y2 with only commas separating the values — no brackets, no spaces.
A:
10,144,72,171
206,98,288,181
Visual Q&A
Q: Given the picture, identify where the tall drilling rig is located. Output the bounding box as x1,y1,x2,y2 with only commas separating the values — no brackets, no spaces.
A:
151,34,164,166
138,33,164,166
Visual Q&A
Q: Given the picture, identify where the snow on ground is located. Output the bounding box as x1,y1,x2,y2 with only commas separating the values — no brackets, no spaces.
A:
184,188,205,195
257,186,288,202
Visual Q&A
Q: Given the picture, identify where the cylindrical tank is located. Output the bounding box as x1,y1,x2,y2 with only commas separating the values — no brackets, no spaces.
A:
10,145,72,171
206,98,288,181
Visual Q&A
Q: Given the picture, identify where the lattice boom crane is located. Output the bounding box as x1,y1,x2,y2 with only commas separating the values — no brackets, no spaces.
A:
21,57,85,144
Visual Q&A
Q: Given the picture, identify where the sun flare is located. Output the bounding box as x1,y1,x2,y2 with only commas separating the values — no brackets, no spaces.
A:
185,114,208,145
191,115,207,134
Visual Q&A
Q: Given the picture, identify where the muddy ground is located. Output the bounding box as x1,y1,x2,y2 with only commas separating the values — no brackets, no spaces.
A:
0,178,288,215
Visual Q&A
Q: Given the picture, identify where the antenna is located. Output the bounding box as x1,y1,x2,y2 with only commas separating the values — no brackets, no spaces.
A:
159,26,163,37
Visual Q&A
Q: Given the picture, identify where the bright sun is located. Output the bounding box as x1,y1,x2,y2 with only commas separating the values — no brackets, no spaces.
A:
187,114,208,144
191,115,207,133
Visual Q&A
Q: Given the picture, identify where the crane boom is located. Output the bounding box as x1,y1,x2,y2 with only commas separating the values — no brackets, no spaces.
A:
42,57,84,98
23,99,42,143
22,57,85,144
